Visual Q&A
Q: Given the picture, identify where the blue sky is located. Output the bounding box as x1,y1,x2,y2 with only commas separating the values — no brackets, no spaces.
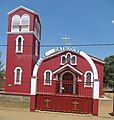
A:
0,0,114,64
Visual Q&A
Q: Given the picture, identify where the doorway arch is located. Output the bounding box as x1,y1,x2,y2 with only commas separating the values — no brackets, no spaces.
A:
59,71,76,94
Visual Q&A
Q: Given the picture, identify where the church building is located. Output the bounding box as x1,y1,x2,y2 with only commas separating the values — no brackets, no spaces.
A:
5,6,104,116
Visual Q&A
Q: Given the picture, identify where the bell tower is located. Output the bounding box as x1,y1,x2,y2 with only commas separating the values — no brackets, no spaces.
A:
5,6,41,94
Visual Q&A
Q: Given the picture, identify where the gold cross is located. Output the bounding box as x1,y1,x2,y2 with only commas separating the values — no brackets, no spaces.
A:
44,98,51,107
73,100,79,109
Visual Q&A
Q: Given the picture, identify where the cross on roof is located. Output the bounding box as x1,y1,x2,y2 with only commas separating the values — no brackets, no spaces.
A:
61,34,70,45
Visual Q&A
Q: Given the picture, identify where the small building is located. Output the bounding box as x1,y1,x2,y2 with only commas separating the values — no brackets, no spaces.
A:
5,6,104,116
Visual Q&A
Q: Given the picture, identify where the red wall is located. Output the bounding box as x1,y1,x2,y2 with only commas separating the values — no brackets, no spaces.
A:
37,51,104,97
36,94,93,114
5,8,41,94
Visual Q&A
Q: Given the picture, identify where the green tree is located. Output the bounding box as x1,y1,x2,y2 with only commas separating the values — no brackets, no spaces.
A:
104,55,114,89
0,52,5,79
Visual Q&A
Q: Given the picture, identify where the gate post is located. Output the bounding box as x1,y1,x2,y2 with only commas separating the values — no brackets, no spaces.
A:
92,79,99,116
30,76,37,112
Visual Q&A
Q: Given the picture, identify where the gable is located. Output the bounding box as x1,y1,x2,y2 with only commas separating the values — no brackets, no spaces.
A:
7,6,37,15
53,64,83,75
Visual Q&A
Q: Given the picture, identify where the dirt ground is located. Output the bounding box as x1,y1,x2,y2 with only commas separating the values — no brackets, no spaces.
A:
0,108,113,120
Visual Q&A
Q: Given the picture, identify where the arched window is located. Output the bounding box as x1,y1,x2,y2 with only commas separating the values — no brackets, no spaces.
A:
62,56,66,63
15,35,24,53
71,55,77,65
67,54,71,63
44,70,52,85
60,53,77,65
35,40,38,56
84,71,93,87
11,15,20,32
14,67,22,85
21,14,30,32
61,55,66,65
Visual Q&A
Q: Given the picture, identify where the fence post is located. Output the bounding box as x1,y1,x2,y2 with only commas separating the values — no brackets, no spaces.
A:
92,79,99,116
30,76,37,112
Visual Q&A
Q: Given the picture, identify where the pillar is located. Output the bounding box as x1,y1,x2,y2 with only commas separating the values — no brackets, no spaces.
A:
30,76,37,112
77,80,82,97
92,79,99,116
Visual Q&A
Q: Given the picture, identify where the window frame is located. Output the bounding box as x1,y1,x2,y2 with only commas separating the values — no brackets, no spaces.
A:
44,70,52,85
15,35,24,53
20,14,30,32
60,52,77,65
70,55,77,65
84,71,93,87
11,15,20,32
60,55,66,65
14,67,22,85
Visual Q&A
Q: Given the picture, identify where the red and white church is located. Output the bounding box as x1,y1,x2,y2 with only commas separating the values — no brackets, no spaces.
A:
5,6,104,115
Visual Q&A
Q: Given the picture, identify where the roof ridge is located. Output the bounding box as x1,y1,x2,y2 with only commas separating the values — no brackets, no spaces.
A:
7,5,37,15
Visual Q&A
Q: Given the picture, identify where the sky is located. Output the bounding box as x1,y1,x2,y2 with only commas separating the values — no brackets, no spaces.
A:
0,0,114,65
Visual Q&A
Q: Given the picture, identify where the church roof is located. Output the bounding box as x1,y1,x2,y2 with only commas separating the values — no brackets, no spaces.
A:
7,6,38,15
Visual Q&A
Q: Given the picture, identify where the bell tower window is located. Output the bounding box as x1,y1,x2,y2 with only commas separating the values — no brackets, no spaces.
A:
11,15,20,32
35,40,38,56
34,18,40,39
11,14,30,32
15,35,24,53
21,14,30,32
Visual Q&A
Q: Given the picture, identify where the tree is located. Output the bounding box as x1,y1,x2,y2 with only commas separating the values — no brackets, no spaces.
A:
0,52,5,79
104,55,114,89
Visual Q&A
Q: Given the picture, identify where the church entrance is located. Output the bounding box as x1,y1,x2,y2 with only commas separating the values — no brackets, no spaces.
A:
59,71,76,94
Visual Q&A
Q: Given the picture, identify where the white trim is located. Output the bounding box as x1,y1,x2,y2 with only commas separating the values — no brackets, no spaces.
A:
44,70,52,85
15,35,24,53
44,48,56,56
30,77,37,95
93,79,100,99
7,31,40,41
14,67,22,85
79,51,98,79
7,6,37,15
53,64,83,75
84,71,93,87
